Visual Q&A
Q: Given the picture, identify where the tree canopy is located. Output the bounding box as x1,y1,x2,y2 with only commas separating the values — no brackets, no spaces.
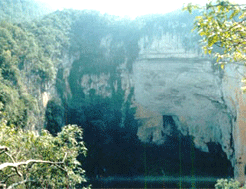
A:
0,113,89,188
183,0,246,72
0,0,52,23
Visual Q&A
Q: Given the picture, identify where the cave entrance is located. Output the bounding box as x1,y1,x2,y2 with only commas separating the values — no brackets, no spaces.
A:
163,115,175,127
161,115,233,178
45,101,234,179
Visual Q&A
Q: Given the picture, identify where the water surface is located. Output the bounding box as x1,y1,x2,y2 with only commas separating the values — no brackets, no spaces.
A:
89,176,219,188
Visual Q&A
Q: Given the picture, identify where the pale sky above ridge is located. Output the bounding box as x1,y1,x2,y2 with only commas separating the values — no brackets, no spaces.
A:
37,0,246,19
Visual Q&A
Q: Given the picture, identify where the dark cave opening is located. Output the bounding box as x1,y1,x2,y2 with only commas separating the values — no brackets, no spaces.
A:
45,102,233,179
145,115,234,178
161,115,233,178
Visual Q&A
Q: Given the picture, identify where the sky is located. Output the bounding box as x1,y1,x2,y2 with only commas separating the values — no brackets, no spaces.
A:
38,0,246,19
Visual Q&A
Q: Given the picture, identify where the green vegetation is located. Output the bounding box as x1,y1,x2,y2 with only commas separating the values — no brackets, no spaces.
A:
0,2,91,188
183,0,246,70
0,9,73,128
0,21,39,128
215,178,246,189
0,0,52,23
0,0,238,187
0,114,89,188
183,0,246,187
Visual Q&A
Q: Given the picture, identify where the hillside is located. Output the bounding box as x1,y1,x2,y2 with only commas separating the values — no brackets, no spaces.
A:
0,2,239,187
0,0,52,22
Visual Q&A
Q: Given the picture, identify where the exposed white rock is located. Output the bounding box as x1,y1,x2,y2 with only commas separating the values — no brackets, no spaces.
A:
80,73,112,97
221,63,246,183
56,31,246,182
133,58,232,153
138,33,200,59
133,32,246,182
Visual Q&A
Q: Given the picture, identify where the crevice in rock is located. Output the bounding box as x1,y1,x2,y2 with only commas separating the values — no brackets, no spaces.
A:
229,114,235,161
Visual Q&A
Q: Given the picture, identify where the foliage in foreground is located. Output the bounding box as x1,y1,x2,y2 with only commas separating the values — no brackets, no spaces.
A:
0,116,89,188
215,178,246,189
183,0,246,89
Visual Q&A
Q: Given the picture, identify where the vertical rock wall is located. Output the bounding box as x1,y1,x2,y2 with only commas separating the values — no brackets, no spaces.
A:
222,64,246,183
44,12,246,180
133,32,246,181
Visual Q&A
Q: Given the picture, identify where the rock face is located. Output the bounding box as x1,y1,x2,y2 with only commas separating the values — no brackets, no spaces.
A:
133,33,246,182
43,12,245,180
222,64,246,183
133,57,230,152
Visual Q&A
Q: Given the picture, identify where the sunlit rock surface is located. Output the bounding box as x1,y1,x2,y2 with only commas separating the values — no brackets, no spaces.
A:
138,33,200,58
51,20,244,179
221,64,246,183
134,103,165,145
133,33,245,179
133,57,232,154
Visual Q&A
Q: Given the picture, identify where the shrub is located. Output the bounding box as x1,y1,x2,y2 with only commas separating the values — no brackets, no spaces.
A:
215,178,246,189
0,117,90,188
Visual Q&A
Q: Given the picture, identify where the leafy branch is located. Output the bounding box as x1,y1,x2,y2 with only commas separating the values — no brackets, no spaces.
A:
183,0,246,90
0,124,89,188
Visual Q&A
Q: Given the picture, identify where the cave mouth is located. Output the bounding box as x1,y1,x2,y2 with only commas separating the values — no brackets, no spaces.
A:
161,115,233,178
45,101,233,178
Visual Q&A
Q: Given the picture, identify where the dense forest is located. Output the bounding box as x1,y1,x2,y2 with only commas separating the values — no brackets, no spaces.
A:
0,0,232,188
0,0,52,22
0,0,201,129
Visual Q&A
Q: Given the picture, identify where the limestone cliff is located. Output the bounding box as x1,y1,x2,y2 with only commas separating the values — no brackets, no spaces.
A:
222,64,246,183
135,34,229,152
3,6,237,180
41,10,245,179
133,31,246,181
